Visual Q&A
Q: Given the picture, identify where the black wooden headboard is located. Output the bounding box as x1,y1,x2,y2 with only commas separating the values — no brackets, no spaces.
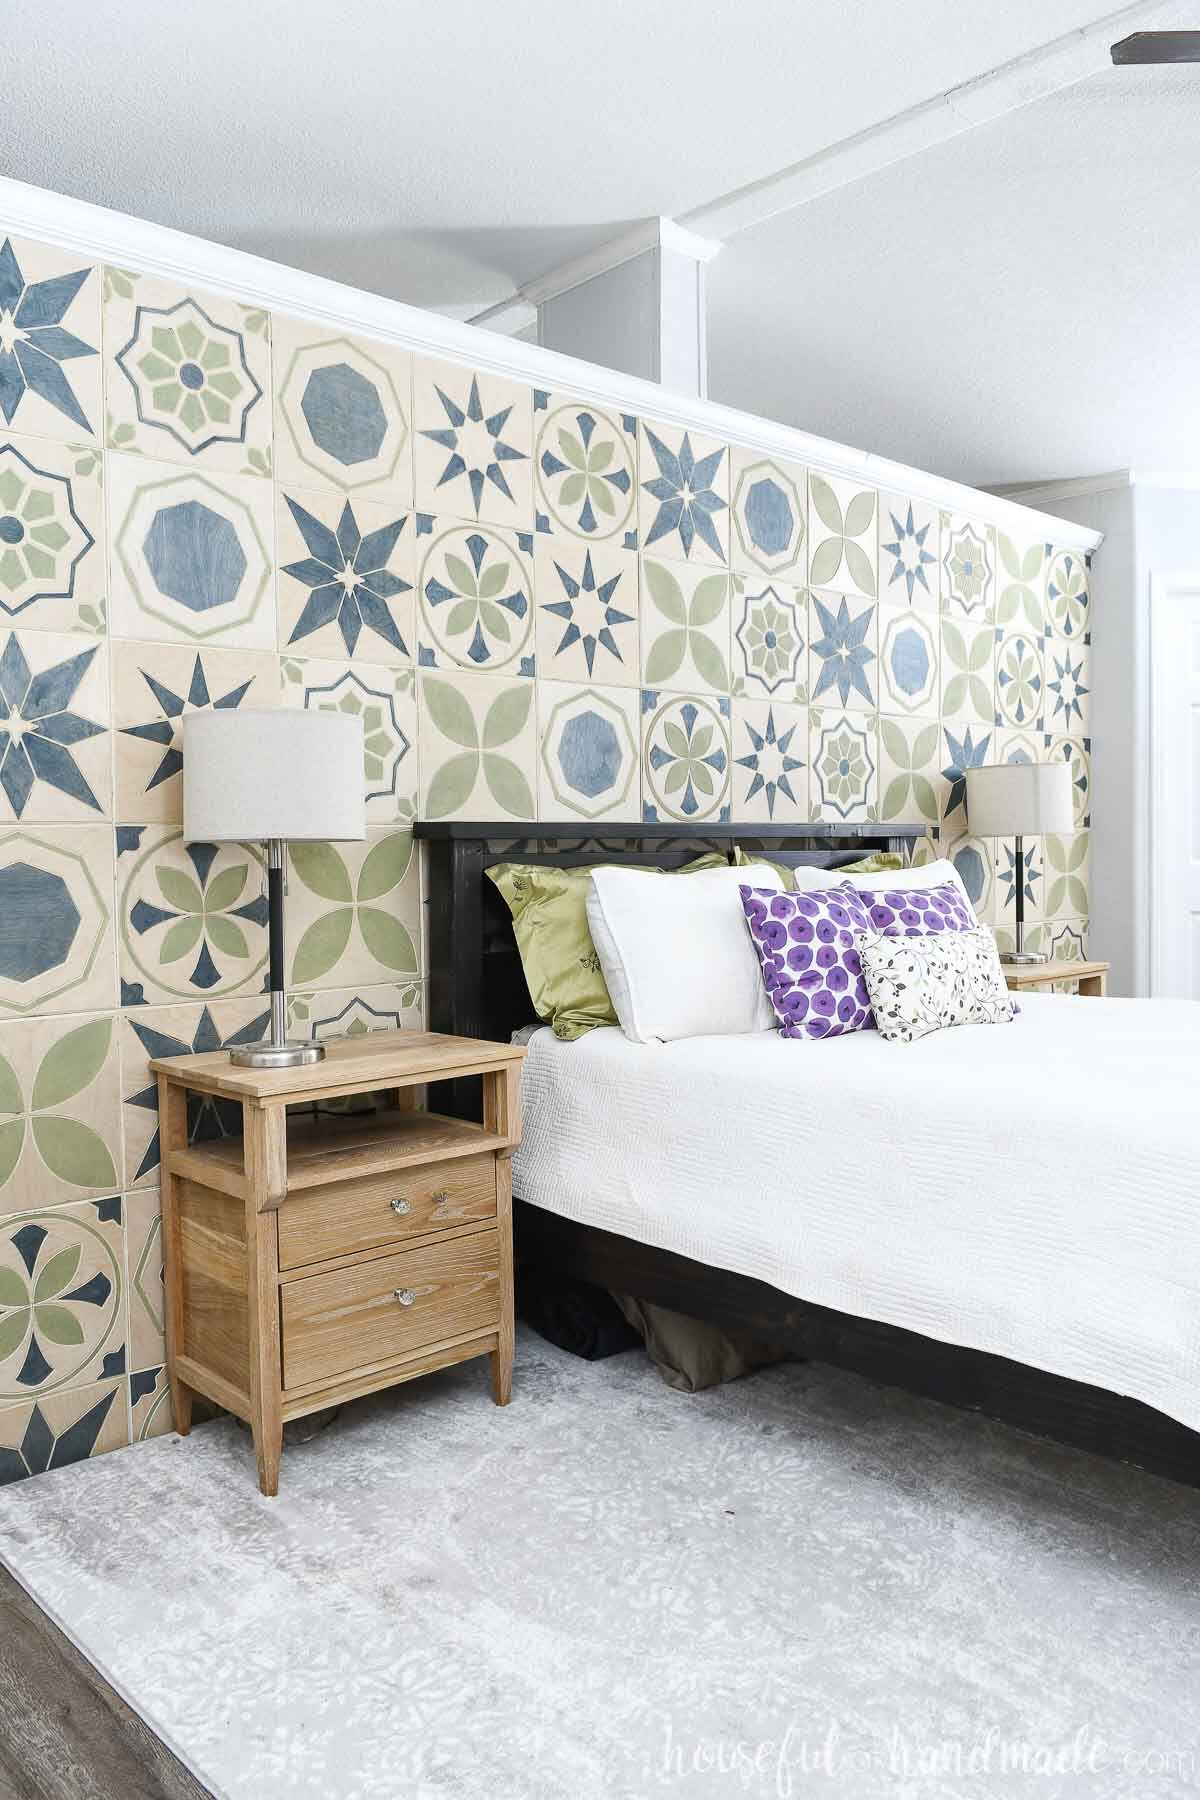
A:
414,821,926,1082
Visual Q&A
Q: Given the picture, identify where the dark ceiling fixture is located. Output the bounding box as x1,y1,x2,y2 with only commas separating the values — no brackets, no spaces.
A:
1111,30,1200,63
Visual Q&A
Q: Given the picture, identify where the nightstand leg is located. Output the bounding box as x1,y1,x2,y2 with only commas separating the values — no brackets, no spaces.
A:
491,1150,515,1408
157,1075,194,1440
1078,972,1106,997
244,1103,286,1497
170,1377,194,1437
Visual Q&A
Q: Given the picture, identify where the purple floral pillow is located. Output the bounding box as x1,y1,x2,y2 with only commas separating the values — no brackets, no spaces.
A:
853,881,975,935
739,884,874,1040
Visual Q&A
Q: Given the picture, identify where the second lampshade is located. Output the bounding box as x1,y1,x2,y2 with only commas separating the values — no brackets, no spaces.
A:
183,710,365,1066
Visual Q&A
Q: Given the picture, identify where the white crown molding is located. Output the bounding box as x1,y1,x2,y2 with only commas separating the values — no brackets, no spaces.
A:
467,295,540,336
989,471,1134,506
680,0,1175,240
0,176,1101,552
517,215,723,309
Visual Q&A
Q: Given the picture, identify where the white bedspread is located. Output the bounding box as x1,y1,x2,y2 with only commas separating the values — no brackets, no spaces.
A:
513,996,1200,1432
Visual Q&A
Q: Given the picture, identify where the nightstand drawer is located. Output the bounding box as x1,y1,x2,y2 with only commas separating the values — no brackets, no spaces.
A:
280,1227,501,1391
277,1152,497,1270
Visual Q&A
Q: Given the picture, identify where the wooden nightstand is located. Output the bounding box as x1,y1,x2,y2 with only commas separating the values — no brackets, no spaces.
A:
150,1031,525,1496
1003,958,1110,997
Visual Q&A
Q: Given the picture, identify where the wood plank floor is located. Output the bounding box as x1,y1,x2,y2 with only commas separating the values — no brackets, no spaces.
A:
0,1565,211,1800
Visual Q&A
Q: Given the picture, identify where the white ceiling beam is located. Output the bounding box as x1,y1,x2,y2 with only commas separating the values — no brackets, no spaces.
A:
512,216,722,312
681,0,1184,241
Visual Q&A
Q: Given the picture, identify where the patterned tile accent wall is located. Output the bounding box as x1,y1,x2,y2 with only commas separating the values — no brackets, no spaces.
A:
0,228,1092,1487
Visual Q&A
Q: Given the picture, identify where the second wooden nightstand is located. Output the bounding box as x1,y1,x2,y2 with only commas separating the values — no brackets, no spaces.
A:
151,1030,525,1495
1004,958,1109,997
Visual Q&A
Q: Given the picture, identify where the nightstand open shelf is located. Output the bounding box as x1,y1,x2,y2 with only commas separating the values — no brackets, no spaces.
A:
167,1110,512,1197
151,1031,525,1495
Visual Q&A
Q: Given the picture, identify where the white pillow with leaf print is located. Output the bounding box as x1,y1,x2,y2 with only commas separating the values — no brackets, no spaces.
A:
642,562,730,690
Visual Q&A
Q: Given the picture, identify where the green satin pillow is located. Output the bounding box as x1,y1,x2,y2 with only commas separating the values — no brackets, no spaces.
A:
732,845,795,890
488,853,727,1040
838,851,904,874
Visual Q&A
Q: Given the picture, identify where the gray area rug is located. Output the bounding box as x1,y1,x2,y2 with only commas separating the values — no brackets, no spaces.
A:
1,1330,1199,1800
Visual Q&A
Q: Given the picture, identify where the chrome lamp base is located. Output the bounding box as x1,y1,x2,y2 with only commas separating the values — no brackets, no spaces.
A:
227,839,325,1071
998,949,1049,966
230,1040,325,1069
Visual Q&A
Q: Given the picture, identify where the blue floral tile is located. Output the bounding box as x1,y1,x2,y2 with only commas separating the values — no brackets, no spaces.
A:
0,1012,122,1212
276,487,414,665
641,690,731,823
287,981,424,1046
1046,732,1090,828
1044,642,1090,732
641,559,731,695
728,450,806,580
879,493,938,610
995,532,1046,633
533,538,638,687
995,834,1046,924
0,433,104,634
417,670,537,822
808,593,876,713
538,681,640,822
0,1374,128,1484
940,512,994,620
118,1000,270,1188
939,831,996,923
0,630,110,822
1044,831,1089,919
808,474,876,599
0,1199,125,1405
638,421,729,567
105,268,271,475
0,824,115,1017
877,603,937,715
273,315,411,502
995,630,1044,730
939,617,994,724
117,826,268,1006
281,655,416,825
0,236,101,444
808,709,877,822
878,718,942,827
112,641,280,826
417,520,533,674
533,394,636,545
107,452,275,648
731,576,806,702
731,699,807,823
285,830,420,992
940,719,993,822
1045,549,1088,640
413,359,531,529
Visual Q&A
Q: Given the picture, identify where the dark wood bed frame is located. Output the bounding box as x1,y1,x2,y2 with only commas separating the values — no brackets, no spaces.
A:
415,819,1200,1488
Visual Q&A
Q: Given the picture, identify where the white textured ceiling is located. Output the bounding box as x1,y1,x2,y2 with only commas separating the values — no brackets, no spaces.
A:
3,0,1197,482
7,0,1122,304
706,63,1200,486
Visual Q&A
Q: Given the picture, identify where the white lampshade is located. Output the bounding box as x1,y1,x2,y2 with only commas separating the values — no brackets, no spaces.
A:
183,711,365,843
966,761,1073,837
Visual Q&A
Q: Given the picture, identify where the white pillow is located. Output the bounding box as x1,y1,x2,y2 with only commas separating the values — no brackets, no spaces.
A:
841,856,979,923
587,863,784,1043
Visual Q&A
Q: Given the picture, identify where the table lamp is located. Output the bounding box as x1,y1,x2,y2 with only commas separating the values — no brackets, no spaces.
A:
965,760,1073,964
183,710,365,1066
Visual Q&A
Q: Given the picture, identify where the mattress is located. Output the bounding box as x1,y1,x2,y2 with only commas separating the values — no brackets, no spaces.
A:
513,995,1200,1433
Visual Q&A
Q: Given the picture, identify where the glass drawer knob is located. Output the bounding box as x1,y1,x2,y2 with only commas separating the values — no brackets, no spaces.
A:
393,1288,416,1307
390,1196,411,1216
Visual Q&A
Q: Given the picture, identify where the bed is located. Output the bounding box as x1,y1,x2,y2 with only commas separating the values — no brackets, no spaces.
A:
415,821,1200,1485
